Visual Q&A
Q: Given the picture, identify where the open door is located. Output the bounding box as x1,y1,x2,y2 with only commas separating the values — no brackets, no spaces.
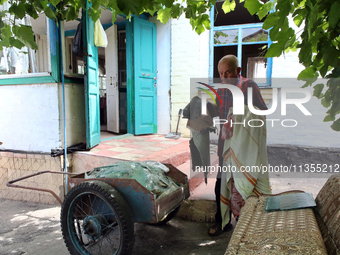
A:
83,6,100,148
105,25,119,133
132,17,157,135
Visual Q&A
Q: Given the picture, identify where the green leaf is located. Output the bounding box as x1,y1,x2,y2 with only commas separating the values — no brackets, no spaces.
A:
109,0,121,12
50,0,61,7
269,26,279,40
324,114,335,122
293,12,305,27
157,8,171,24
92,1,101,10
162,0,174,8
201,14,211,30
322,43,339,68
321,97,331,108
13,25,38,50
329,101,340,117
9,37,25,49
185,5,193,19
326,67,340,79
25,3,39,19
44,6,57,21
265,42,285,57
244,0,263,15
319,64,329,78
222,0,236,14
331,118,340,131
298,41,312,66
88,8,101,22
329,1,340,29
66,6,77,22
170,3,182,18
263,13,279,30
198,4,207,14
298,66,318,79
1,23,12,39
195,23,205,34
0,24,11,46
9,2,26,19
276,0,292,17
313,83,324,98
258,1,274,20
33,1,44,12
111,11,117,24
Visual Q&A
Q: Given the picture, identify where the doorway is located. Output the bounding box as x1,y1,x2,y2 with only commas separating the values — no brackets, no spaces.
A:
100,28,128,139
63,11,128,145
63,12,158,149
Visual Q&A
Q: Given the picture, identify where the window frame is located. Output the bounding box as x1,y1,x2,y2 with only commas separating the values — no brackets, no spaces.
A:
209,5,273,87
0,16,61,85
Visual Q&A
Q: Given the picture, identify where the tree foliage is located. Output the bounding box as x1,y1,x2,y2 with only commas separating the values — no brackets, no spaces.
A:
0,0,217,51
1,0,340,130
240,0,340,131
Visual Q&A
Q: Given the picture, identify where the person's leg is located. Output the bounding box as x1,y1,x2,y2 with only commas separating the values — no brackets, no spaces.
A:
208,157,232,236
214,171,222,225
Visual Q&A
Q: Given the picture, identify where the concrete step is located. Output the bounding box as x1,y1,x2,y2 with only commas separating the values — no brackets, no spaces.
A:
137,140,190,167
72,141,190,174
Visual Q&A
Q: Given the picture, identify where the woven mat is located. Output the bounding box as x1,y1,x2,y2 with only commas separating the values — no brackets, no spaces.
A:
225,193,328,254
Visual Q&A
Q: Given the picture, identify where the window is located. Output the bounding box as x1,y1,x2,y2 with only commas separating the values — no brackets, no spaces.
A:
210,0,272,86
0,3,51,76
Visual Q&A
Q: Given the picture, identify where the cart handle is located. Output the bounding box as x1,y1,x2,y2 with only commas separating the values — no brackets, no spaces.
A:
6,171,78,205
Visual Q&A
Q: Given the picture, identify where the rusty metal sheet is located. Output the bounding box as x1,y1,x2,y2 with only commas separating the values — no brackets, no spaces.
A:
68,164,190,223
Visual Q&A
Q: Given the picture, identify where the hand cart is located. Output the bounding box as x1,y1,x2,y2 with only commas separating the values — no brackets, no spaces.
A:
7,163,190,255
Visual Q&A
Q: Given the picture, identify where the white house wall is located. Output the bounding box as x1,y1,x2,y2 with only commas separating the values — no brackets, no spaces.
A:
268,16,340,148
149,17,171,135
0,84,60,153
171,14,210,137
58,83,86,148
268,56,340,147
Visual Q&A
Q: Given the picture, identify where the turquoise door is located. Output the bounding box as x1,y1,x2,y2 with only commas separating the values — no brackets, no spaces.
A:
129,17,157,135
83,6,100,148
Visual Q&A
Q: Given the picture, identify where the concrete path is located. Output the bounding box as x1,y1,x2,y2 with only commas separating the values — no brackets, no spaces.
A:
0,198,234,255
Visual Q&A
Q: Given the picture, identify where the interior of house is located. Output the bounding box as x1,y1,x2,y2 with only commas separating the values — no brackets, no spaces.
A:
213,0,268,84
63,10,128,139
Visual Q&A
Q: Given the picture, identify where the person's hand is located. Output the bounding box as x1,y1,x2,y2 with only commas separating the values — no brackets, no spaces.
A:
221,114,235,139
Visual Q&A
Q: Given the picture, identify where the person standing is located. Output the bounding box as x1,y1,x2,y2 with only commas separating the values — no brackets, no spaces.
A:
208,55,268,236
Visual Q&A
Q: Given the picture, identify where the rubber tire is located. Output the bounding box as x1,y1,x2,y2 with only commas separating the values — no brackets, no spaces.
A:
155,205,181,225
60,181,134,255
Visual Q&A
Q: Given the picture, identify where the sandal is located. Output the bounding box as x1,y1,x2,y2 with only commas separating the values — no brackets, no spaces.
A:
208,222,233,236
208,224,223,236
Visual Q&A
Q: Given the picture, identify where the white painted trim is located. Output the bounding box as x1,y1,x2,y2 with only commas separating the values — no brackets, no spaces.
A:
0,72,51,79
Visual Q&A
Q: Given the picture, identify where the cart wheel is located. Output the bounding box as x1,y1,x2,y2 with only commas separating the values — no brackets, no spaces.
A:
60,181,134,255
156,205,181,225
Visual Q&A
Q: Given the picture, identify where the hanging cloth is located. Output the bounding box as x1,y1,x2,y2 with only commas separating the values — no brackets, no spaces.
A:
72,22,83,57
94,19,108,47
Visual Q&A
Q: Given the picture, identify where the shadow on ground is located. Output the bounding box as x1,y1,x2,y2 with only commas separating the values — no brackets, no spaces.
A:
0,199,233,255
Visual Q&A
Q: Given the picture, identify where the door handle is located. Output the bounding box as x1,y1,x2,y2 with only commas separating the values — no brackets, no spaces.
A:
153,77,157,80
